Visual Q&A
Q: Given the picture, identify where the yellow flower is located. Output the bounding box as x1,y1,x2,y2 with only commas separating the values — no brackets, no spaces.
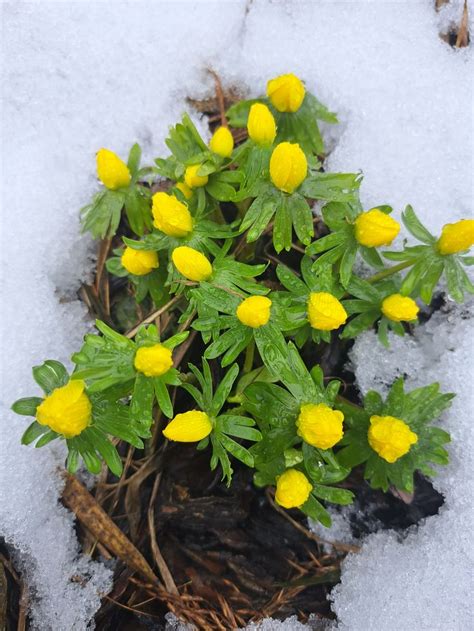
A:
96,148,131,190
307,292,348,331
121,247,159,276
209,126,234,157
270,142,307,193
184,164,208,188
175,181,193,200
266,73,306,113
163,410,213,442
437,219,474,255
381,294,419,322
354,209,400,248
296,403,344,449
368,415,418,463
134,344,173,377
275,469,312,509
247,103,277,146
172,246,213,281
36,380,91,438
152,192,193,237
236,296,272,328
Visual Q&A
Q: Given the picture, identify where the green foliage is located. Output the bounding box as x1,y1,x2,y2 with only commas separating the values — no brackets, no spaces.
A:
14,74,471,527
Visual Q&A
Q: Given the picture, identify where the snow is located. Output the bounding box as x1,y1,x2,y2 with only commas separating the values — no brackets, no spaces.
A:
1,1,472,629
333,300,474,631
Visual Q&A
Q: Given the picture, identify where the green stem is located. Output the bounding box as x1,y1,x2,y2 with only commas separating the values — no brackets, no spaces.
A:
366,259,414,284
243,339,255,373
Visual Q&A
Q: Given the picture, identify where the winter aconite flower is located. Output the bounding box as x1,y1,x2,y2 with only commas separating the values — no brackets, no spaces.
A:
172,246,213,281
266,73,306,113
270,142,307,193
184,164,208,188
152,192,193,237
437,219,474,255
36,380,91,438
368,415,418,463
236,296,272,328
296,403,344,449
354,209,400,248
121,247,159,276
134,344,173,377
381,294,419,322
247,103,277,146
96,148,131,190
307,292,348,331
275,469,313,508
209,126,234,157
176,181,193,200
163,410,213,442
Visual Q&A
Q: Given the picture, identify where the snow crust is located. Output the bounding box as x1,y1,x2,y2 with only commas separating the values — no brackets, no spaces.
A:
1,1,472,629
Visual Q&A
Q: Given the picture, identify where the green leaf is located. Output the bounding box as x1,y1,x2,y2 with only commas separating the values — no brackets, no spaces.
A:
402,205,436,244
21,421,48,445
211,363,240,416
153,378,173,418
130,374,155,426
311,484,354,505
35,430,59,448
301,494,332,527
273,195,292,253
124,187,152,236
340,310,379,339
218,433,255,468
87,427,123,476
290,194,314,245
32,361,69,394
339,241,358,287
276,264,307,295
12,397,43,416
306,231,346,255
127,143,142,175
81,190,125,239
364,390,383,415
300,172,361,202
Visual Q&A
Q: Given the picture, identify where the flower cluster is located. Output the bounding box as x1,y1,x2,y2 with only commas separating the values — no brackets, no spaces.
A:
13,72,471,528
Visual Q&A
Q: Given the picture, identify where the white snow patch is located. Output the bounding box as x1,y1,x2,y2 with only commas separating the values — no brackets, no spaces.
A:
332,300,474,630
1,0,472,629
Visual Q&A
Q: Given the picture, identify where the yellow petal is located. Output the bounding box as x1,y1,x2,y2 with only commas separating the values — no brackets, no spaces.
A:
275,469,312,508
96,148,131,190
163,410,212,442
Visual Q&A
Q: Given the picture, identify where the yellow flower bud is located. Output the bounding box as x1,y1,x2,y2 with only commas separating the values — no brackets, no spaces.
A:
437,219,474,255
296,403,344,450
121,247,159,276
354,209,400,248
36,380,91,438
172,246,213,282
120,246,159,276
152,192,193,237
368,415,418,463
184,164,208,189
209,126,234,157
163,410,212,442
236,295,272,328
266,73,306,113
134,344,173,377
175,181,193,200
247,103,277,146
96,148,131,190
275,469,313,509
381,294,419,322
270,142,307,193
307,292,348,331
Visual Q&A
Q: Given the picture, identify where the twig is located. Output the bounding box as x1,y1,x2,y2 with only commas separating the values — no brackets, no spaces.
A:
126,295,181,338
147,473,179,595
265,488,360,554
208,69,227,127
